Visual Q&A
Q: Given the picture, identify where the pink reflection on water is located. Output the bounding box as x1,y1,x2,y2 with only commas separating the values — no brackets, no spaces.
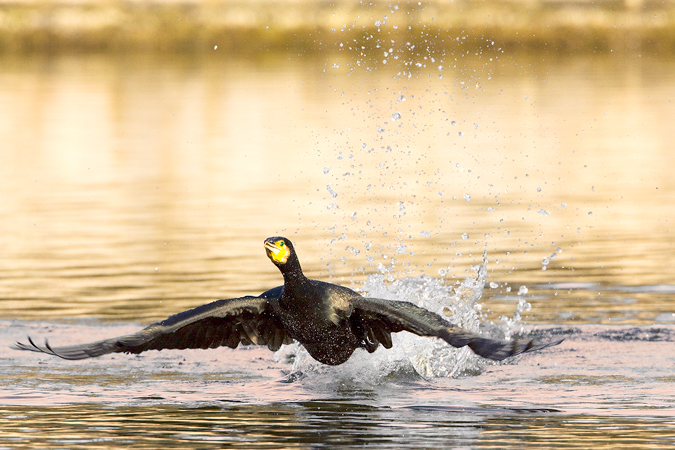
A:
2,320,674,418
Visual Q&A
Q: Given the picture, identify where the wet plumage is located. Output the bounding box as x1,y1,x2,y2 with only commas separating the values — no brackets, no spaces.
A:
13,237,562,365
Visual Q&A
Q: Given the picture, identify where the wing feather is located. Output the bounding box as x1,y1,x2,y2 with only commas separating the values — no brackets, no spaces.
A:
13,292,293,360
350,296,562,361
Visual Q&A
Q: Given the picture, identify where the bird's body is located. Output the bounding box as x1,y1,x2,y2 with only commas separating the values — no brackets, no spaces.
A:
13,237,563,365
269,279,358,365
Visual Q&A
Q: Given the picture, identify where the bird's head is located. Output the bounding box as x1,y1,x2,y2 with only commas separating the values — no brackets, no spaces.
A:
264,237,295,266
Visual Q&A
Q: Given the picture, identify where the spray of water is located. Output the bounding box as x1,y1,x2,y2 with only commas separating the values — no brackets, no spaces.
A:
274,252,533,383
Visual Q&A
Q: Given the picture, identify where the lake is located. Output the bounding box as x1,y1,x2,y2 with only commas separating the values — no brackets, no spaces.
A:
1,49,675,448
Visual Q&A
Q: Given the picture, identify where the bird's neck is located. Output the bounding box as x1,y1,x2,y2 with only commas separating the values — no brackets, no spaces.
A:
281,269,307,290
279,268,310,309
277,256,304,284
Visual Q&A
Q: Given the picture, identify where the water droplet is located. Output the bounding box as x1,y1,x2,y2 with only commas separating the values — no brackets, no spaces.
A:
463,193,471,202
391,112,401,121
562,203,567,208
323,167,330,174
420,230,431,237
489,282,499,289
538,209,550,216
374,20,382,26
518,286,528,295
396,244,407,254
461,233,469,240
397,95,406,102
458,131,463,137
326,185,338,198
451,121,457,126
377,126,385,133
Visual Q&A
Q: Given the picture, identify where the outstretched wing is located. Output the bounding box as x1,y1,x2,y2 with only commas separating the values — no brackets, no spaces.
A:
349,296,563,361
13,287,294,360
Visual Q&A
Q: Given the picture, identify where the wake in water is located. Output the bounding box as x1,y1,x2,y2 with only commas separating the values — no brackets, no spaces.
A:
276,253,538,383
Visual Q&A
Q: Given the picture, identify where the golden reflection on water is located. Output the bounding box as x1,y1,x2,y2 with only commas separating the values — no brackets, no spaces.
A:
1,402,674,449
2,34,675,449
0,51,675,325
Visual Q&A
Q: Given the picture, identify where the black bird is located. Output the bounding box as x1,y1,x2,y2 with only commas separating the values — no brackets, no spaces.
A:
13,237,562,365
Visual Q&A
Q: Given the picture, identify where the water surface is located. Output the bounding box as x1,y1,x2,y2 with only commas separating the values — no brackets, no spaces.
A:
1,51,675,447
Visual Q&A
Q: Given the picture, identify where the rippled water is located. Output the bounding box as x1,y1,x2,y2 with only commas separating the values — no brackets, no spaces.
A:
2,320,675,448
1,50,675,447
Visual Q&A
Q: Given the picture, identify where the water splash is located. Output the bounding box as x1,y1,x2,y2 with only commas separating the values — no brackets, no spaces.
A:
326,185,338,199
276,253,532,383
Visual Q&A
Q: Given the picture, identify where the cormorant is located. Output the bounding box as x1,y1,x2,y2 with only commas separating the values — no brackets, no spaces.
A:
13,237,562,365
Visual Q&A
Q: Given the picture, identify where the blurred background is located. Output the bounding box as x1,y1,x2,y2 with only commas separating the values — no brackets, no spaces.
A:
1,0,674,325
2,0,675,52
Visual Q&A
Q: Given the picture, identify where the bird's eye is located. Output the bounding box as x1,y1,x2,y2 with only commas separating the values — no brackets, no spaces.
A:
279,241,284,247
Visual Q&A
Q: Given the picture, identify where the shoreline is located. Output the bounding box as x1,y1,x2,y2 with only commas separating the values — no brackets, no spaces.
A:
1,1,674,53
